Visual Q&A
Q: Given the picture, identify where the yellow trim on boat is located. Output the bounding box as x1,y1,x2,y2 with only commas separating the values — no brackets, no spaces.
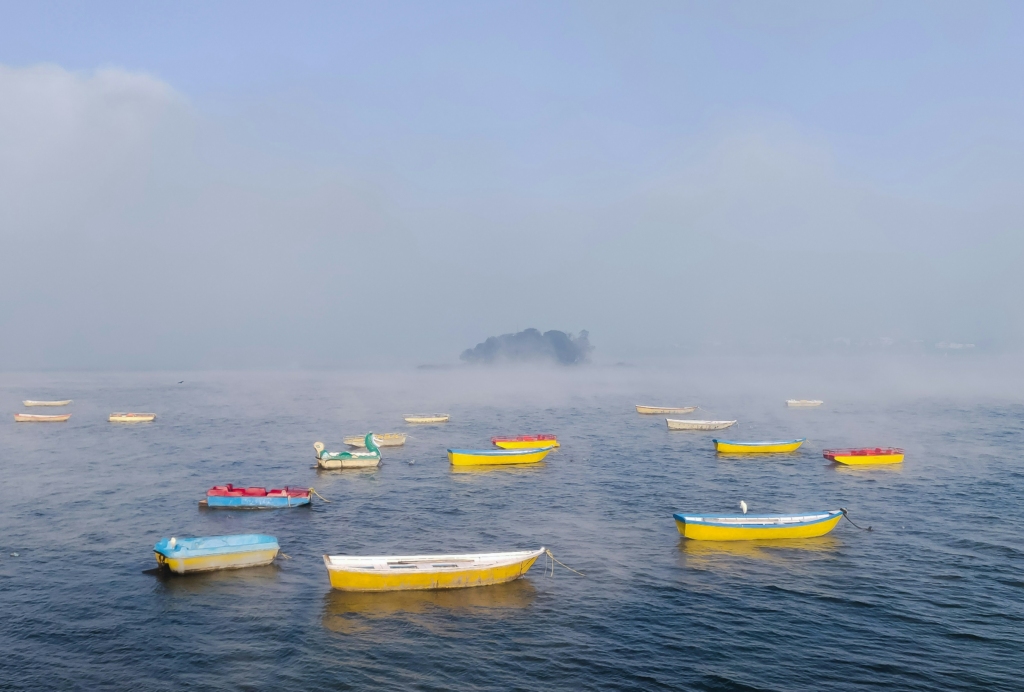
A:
154,548,279,574
830,452,904,465
448,448,551,466
323,549,544,592
713,440,804,454
493,439,559,449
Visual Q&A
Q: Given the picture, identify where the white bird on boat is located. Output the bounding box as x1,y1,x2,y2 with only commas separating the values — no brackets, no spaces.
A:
740,501,747,514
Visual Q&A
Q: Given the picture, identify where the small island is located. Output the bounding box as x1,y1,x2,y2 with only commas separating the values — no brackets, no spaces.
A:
460,328,592,365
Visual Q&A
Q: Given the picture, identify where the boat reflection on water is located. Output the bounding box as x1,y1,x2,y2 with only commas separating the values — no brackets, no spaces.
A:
450,462,547,476
146,562,281,593
322,579,537,635
678,536,841,571
830,462,905,477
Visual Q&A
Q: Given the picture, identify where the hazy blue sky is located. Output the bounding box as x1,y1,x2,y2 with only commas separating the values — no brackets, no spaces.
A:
1,1,1022,368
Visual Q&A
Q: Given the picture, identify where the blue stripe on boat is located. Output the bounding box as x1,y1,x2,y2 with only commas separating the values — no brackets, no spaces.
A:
672,510,840,528
154,534,279,558
711,438,807,446
205,495,310,508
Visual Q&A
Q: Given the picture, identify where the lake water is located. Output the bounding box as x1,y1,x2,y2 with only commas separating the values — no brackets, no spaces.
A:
2,358,1023,690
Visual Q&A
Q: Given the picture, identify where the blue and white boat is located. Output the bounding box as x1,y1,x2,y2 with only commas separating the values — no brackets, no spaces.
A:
200,484,311,509
154,534,280,574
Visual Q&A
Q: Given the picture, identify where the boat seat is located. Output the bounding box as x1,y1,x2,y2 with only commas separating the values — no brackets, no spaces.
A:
243,488,268,496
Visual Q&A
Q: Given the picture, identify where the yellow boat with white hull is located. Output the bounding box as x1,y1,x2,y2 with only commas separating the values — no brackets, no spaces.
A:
713,438,805,454
23,399,72,407
405,414,449,424
109,413,156,423
447,447,551,466
344,433,406,447
786,400,823,407
323,548,545,591
674,510,843,540
15,413,71,422
636,405,696,415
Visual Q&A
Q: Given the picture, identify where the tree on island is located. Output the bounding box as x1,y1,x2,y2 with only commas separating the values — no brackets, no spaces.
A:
460,329,592,365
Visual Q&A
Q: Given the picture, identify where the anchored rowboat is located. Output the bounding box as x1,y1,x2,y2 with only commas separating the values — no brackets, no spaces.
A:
786,400,823,407
405,414,450,424
344,432,406,447
316,433,382,469
824,447,904,465
491,434,559,449
713,438,805,453
154,534,279,573
674,510,843,540
448,448,551,466
323,548,545,591
23,400,72,407
109,413,156,423
667,419,736,431
636,405,696,415
15,413,71,422
200,485,311,509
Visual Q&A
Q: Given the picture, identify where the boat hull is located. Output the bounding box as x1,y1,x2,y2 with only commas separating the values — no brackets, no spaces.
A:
447,448,551,466
674,511,842,540
203,495,311,509
153,534,280,574
344,433,406,447
825,450,904,465
493,439,559,449
323,549,544,592
636,405,696,415
404,414,450,424
786,400,823,407
667,419,736,431
318,456,381,469
713,439,805,454
23,400,72,407
14,414,71,422
109,413,156,423
155,548,279,573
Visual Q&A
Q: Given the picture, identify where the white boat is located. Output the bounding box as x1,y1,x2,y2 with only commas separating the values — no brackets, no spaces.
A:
666,419,736,431
786,400,823,407
636,405,697,415
23,400,72,407
323,548,545,591
344,433,406,447
404,414,450,424
15,413,71,422
109,413,156,423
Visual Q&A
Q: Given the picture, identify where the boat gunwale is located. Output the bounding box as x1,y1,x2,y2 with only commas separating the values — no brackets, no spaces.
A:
673,510,841,529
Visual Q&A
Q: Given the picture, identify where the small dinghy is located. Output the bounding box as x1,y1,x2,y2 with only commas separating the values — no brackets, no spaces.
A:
713,438,805,453
109,413,156,423
323,548,545,591
448,447,551,466
344,432,406,447
674,510,843,540
23,400,72,407
786,400,823,407
404,414,450,424
153,534,279,573
14,413,71,422
200,484,311,509
316,433,382,469
491,434,559,449
636,405,697,415
824,447,904,465
667,419,736,431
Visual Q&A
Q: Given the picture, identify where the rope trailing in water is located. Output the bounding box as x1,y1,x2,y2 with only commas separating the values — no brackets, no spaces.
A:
309,487,331,502
545,549,585,577
840,507,871,531
279,553,292,560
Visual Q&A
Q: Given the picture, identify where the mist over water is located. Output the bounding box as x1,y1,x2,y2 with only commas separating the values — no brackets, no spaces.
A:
2,356,1023,690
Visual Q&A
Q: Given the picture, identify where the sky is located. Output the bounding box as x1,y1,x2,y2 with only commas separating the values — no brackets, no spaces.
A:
1,1,1022,369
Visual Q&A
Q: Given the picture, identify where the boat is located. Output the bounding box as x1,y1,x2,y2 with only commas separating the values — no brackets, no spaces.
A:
786,400,823,407
199,484,311,509
23,400,72,407
448,447,551,466
109,412,156,423
344,432,406,447
315,433,382,469
404,414,450,424
153,534,280,573
491,434,559,449
674,510,843,540
322,548,545,591
667,419,736,431
824,447,904,465
713,438,805,453
14,413,71,422
636,405,697,415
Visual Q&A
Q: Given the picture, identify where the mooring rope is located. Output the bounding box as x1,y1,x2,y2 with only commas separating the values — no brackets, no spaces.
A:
545,549,585,577
840,507,871,531
279,553,292,560
309,487,331,502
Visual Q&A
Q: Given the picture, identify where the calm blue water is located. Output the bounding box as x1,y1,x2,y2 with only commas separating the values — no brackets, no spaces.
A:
2,361,1023,690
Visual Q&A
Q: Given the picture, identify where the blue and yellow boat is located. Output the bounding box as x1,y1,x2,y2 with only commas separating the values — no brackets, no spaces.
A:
713,438,805,454
447,448,551,466
673,510,843,540
153,534,280,574
200,484,311,509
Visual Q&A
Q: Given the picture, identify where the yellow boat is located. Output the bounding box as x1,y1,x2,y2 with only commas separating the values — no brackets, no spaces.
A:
109,413,156,423
491,435,559,449
824,447,904,465
322,548,545,591
447,447,551,466
404,414,450,424
344,433,406,447
674,510,843,540
636,405,697,415
713,438,805,454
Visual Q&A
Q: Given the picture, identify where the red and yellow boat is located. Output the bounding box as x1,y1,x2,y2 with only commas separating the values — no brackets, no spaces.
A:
491,434,559,450
823,447,904,465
